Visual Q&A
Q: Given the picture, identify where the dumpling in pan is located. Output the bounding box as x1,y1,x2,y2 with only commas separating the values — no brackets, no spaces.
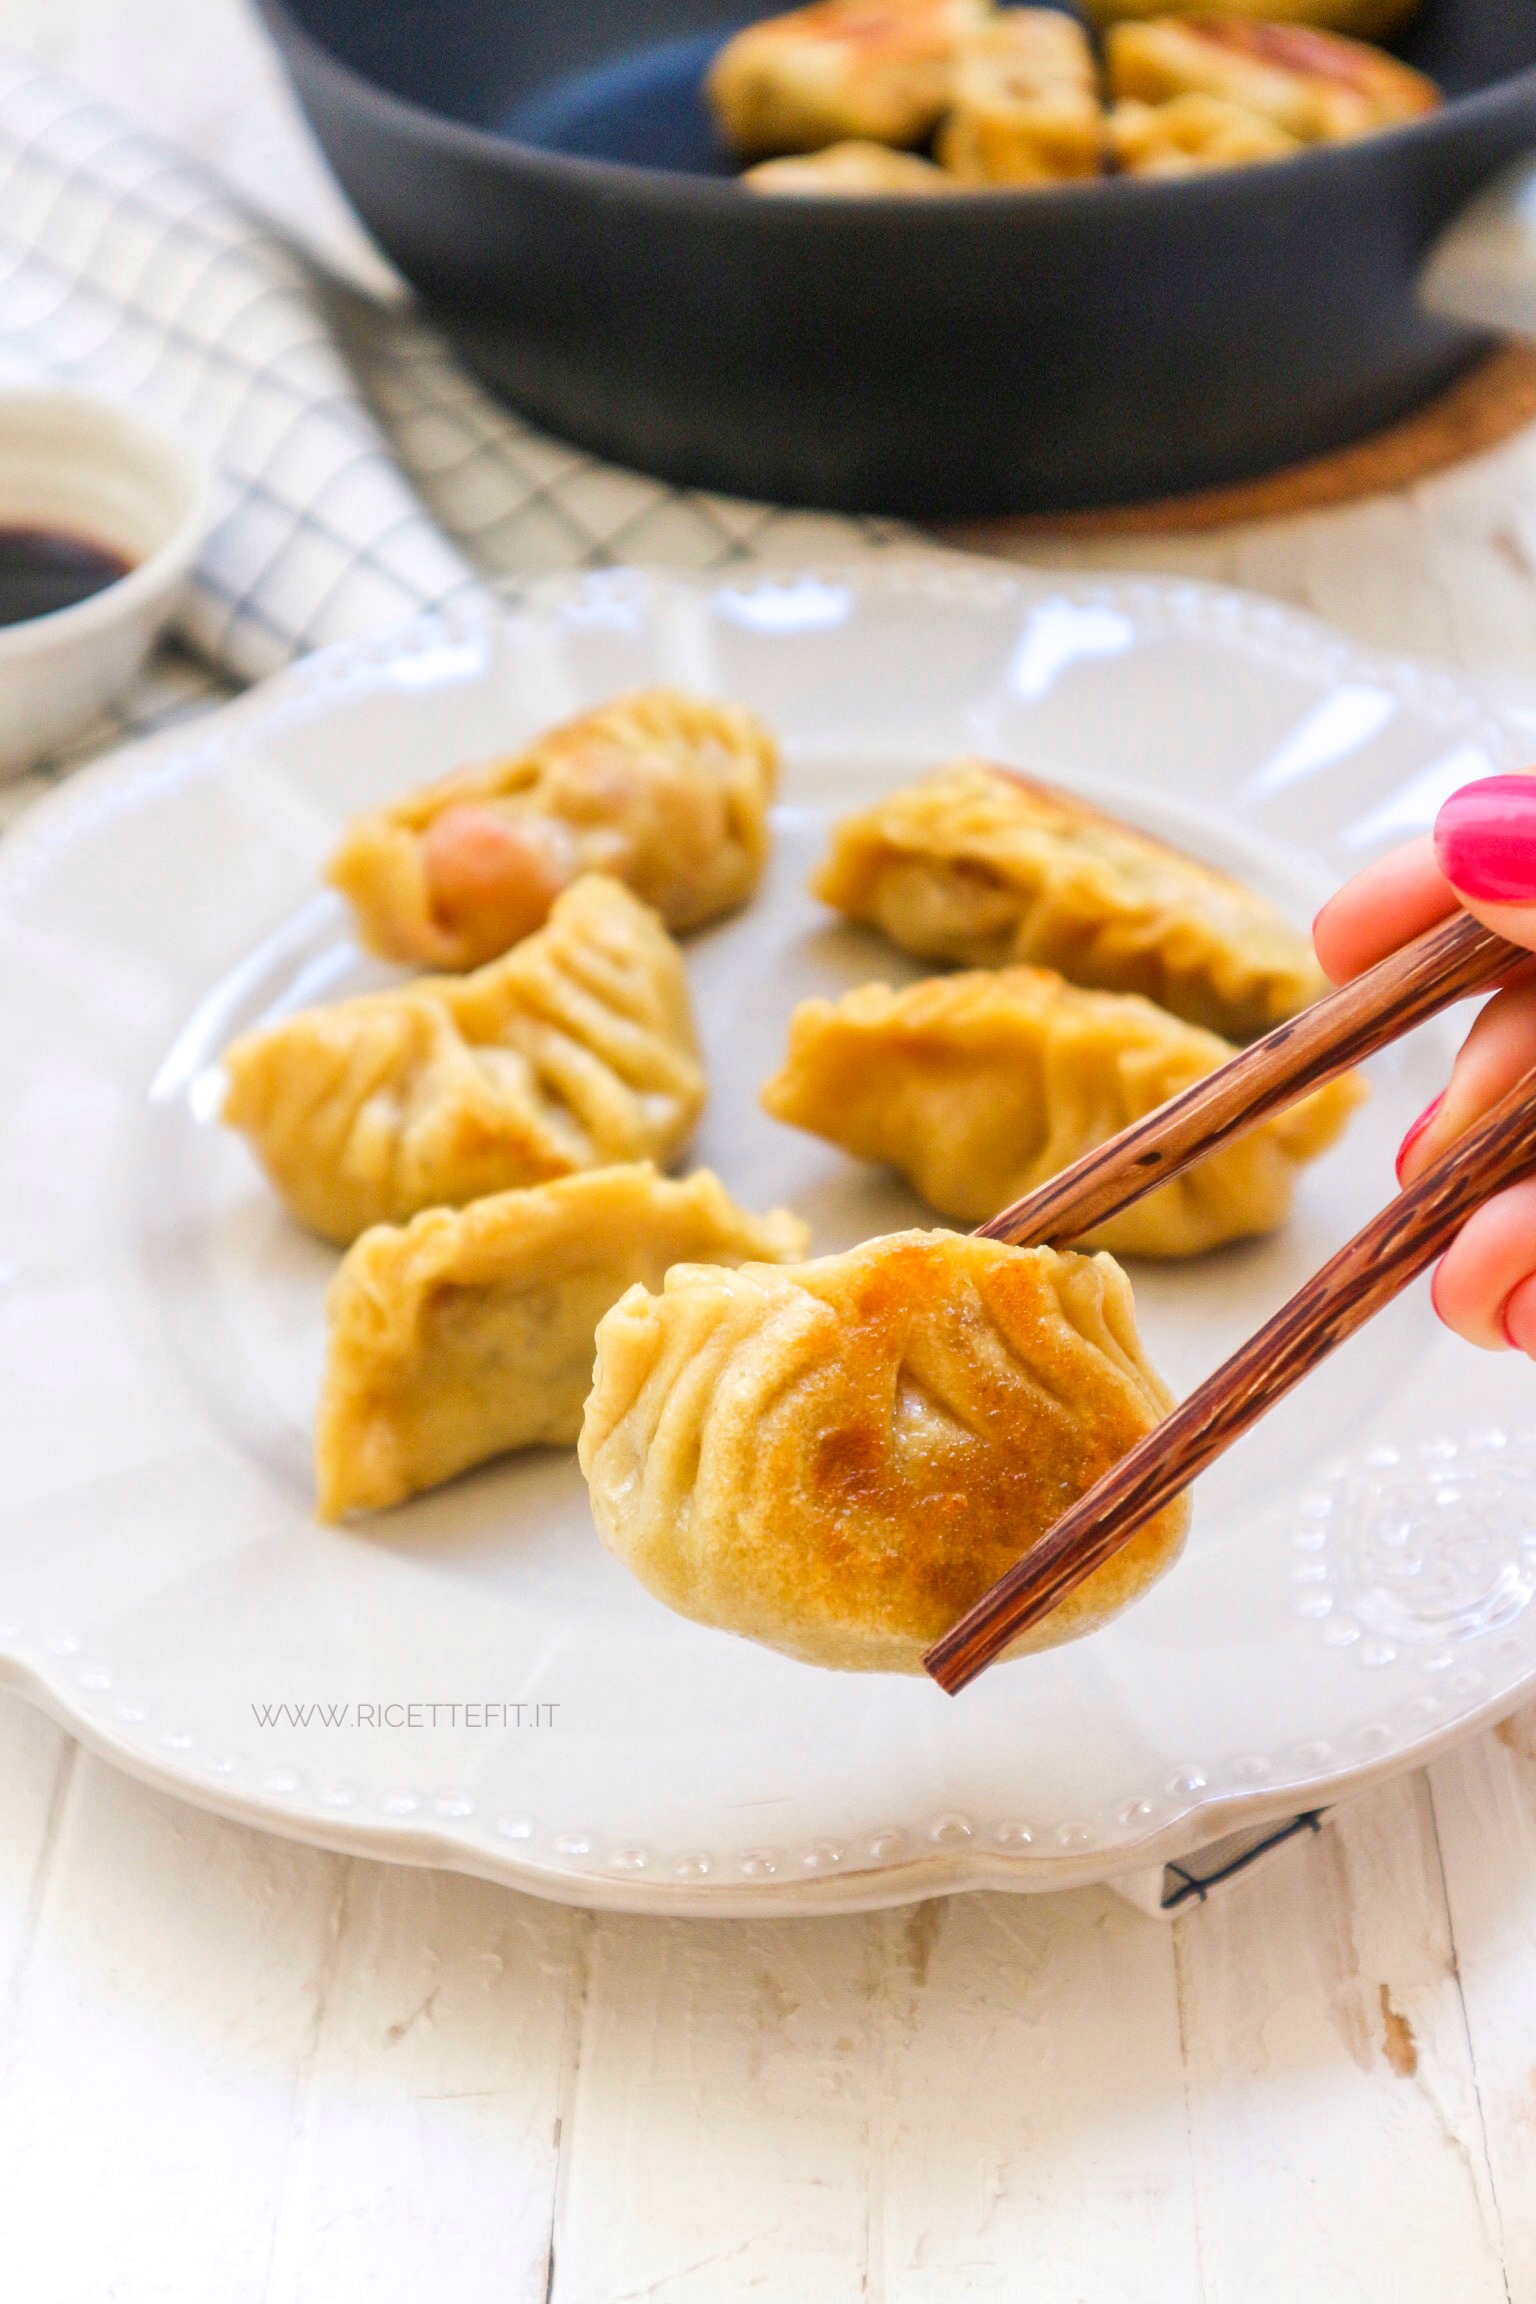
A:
316,1164,808,1518
222,876,706,1244
745,140,960,193
936,10,1105,184
707,0,989,158
1085,0,1422,39
761,966,1363,1254
328,689,779,971
1105,17,1439,145
579,1228,1189,1672
811,761,1326,1040
1109,90,1300,173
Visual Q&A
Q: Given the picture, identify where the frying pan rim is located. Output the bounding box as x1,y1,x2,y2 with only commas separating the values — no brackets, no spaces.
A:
257,0,1536,218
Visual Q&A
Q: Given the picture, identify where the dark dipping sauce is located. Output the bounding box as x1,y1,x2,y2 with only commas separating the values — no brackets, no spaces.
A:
0,524,134,627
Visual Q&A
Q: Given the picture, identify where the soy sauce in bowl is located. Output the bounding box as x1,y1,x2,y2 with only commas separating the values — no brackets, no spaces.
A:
0,523,135,627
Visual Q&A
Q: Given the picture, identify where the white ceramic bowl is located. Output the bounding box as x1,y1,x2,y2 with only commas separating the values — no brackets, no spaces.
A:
0,387,209,776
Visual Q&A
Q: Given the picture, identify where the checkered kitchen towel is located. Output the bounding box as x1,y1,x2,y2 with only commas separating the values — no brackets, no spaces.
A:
0,48,906,712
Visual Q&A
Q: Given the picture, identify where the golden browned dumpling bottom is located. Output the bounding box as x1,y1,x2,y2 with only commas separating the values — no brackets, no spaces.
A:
327,688,780,972
1109,90,1300,173
707,0,990,157
936,10,1104,184
222,875,705,1244
1105,16,1439,144
762,965,1363,1253
579,1229,1189,1672
317,1164,808,1519
812,761,1326,1041
1085,0,1421,39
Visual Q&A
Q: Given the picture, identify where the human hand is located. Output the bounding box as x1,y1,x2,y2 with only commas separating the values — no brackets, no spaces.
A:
1312,774,1536,1355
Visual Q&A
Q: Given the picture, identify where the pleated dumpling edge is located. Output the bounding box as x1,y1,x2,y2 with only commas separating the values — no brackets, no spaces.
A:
579,1228,1189,1673
761,965,1364,1255
811,761,1327,1042
222,875,706,1243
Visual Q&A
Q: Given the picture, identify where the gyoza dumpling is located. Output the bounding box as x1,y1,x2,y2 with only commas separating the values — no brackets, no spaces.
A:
1086,0,1421,38
761,967,1363,1254
327,688,779,971
936,10,1105,184
223,876,705,1244
812,761,1325,1039
316,1164,808,1518
745,140,960,193
707,0,989,158
579,1229,1189,1672
1105,17,1439,145
1108,91,1300,174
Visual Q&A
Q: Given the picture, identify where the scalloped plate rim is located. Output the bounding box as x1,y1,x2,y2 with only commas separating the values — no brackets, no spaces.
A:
1,555,1530,1915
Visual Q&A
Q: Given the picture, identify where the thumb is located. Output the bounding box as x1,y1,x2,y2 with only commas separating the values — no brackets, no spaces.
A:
1435,771,1536,954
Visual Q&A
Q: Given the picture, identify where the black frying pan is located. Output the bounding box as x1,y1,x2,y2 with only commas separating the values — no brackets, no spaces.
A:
256,0,1536,516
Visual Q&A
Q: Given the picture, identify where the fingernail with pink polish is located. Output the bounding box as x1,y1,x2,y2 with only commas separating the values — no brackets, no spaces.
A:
1395,1092,1444,1185
1434,773,1536,904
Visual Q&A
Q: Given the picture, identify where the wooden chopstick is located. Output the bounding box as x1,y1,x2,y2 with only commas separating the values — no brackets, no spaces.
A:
926,1059,1536,1694
977,909,1517,1252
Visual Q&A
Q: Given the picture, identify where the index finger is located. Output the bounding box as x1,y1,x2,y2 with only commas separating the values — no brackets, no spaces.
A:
1311,835,1458,984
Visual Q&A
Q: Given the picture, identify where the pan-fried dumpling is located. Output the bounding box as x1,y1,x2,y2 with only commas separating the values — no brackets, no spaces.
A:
1085,0,1422,41
936,10,1105,184
707,0,989,158
1109,91,1300,173
316,1164,808,1518
761,966,1363,1254
811,761,1325,1039
1105,18,1439,145
579,1228,1189,1672
327,688,780,972
222,876,706,1244
745,140,960,193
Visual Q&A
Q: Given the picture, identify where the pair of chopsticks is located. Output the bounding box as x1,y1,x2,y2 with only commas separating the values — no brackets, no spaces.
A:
923,910,1535,1695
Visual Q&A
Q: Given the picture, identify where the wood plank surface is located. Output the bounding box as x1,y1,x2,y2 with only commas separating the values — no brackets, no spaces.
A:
0,1741,347,2304
263,1864,577,2304
4,3,1536,2299
872,1889,1200,2299
0,1691,70,1992
1429,1720,1536,2304
1173,1777,1507,2304
554,1915,873,2303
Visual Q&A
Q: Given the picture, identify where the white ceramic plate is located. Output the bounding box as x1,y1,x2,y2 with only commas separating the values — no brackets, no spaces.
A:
5,558,1535,1916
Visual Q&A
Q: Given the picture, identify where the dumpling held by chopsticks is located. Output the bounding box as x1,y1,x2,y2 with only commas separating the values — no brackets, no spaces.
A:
579,1228,1189,1671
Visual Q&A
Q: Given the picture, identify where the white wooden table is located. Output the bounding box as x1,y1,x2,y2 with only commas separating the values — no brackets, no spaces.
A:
6,5,1536,2296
